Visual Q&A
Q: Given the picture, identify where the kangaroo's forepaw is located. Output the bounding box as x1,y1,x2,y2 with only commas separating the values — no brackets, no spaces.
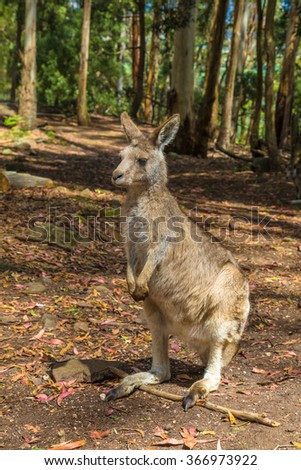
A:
132,285,149,301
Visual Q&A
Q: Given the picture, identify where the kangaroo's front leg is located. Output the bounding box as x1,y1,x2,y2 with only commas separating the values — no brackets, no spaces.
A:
131,248,159,301
106,299,170,401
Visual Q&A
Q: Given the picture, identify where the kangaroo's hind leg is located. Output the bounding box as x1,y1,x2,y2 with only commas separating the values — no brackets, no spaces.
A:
106,298,170,401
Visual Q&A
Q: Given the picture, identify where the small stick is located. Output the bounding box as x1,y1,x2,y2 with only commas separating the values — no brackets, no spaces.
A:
108,367,280,428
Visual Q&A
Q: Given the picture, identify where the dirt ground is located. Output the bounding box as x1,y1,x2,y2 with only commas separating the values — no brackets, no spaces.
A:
0,114,300,450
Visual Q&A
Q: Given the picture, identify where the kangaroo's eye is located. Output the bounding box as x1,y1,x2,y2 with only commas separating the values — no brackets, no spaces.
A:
137,158,147,166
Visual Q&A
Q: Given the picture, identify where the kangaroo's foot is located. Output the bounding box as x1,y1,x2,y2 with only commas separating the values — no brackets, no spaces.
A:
183,376,219,411
106,370,169,401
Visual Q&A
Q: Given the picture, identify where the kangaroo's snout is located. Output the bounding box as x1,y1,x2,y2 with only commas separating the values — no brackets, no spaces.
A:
112,168,124,184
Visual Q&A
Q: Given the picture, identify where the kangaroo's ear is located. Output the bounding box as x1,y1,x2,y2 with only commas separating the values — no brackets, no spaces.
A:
151,114,180,149
120,112,142,142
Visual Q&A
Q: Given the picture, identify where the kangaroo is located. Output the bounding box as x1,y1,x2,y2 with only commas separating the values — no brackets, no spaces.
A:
108,112,250,410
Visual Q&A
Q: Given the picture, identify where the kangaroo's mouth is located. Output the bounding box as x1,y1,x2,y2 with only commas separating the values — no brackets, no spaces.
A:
112,174,128,187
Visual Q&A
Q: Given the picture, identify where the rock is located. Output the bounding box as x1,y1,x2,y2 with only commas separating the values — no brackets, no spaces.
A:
28,223,76,249
94,285,111,296
5,171,53,188
50,358,124,383
42,313,59,331
80,188,94,198
0,314,19,324
74,320,89,332
25,281,47,294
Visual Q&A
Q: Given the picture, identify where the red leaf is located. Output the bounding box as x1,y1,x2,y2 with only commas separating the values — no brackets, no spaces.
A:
57,384,76,406
153,438,183,447
30,328,45,341
170,342,180,352
36,394,55,403
49,440,86,450
252,367,268,375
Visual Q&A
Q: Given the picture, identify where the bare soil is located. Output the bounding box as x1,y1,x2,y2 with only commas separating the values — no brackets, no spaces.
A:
0,114,300,450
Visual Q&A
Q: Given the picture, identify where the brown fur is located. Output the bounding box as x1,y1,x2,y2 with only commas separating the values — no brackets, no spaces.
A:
107,113,250,410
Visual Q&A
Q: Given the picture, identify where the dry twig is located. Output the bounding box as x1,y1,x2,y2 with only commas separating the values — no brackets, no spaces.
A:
108,367,281,428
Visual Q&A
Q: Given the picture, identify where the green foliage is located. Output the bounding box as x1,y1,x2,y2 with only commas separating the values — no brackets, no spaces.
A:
3,114,22,128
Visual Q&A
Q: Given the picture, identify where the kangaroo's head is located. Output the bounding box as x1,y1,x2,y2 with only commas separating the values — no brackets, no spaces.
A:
112,112,180,188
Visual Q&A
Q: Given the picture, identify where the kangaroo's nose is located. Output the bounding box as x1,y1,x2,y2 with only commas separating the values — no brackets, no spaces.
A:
112,170,124,181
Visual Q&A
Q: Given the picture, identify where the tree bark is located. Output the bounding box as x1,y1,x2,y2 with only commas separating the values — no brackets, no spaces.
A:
131,0,145,119
11,0,24,103
265,0,279,170
194,0,228,157
77,0,92,126
144,5,160,123
275,0,300,147
250,0,263,149
231,0,251,142
170,0,198,154
131,10,139,95
18,0,37,130
217,0,246,148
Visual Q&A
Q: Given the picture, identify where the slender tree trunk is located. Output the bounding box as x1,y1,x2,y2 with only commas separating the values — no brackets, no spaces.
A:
18,0,37,130
250,0,263,148
117,16,126,110
170,0,198,154
132,11,139,95
144,5,160,122
11,0,24,103
202,0,220,141
275,0,300,147
77,0,92,126
231,0,250,142
194,0,228,157
217,0,246,148
265,0,279,170
131,0,145,118
209,82,219,140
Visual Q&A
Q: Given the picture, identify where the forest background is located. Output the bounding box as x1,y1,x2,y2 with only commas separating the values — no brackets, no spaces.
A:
1,0,301,168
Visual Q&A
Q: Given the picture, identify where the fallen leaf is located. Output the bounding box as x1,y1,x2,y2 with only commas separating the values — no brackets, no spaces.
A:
49,440,86,450
180,427,196,450
291,441,301,449
228,410,238,426
153,438,183,447
252,367,268,375
57,384,76,406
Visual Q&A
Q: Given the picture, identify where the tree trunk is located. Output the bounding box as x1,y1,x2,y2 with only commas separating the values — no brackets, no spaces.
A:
209,82,219,140
265,0,279,170
117,15,126,110
131,10,139,95
131,0,145,119
194,0,228,157
217,0,246,148
77,0,92,126
169,0,198,154
18,0,37,130
11,0,24,103
144,5,160,123
275,0,300,148
231,0,251,142
250,0,263,149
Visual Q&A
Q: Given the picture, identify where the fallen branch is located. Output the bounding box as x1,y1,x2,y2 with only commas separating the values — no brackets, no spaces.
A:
108,367,280,428
215,142,252,162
